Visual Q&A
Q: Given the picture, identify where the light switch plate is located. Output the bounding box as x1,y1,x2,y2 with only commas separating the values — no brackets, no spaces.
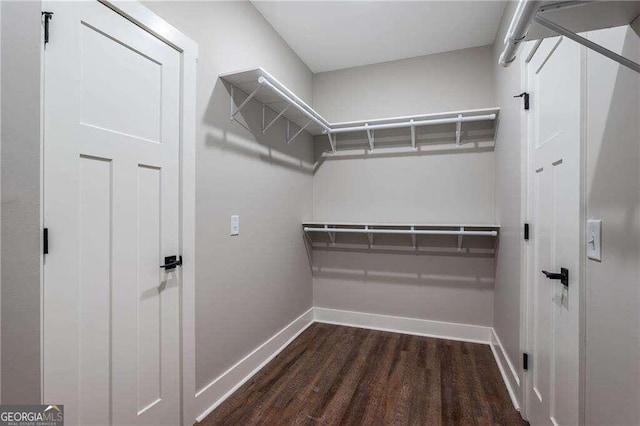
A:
230,215,239,236
587,219,601,261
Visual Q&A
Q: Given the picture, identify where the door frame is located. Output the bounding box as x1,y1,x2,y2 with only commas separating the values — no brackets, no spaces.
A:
520,37,588,424
39,2,198,424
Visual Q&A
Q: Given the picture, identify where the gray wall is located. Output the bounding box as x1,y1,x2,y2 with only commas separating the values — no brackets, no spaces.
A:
143,1,314,393
0,0,43,404
584,25,640,425
311,47,497,326
490,0,524,403
313,46,496,122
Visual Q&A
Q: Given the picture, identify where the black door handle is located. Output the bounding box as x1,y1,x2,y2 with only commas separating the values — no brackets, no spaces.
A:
160,255,182,271
542,267,569,287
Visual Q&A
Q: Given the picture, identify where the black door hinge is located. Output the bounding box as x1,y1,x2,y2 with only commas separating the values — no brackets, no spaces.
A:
43,228,49,254
514,92,530,110
523,352,529,371
42,11,54,44
524,223,530,241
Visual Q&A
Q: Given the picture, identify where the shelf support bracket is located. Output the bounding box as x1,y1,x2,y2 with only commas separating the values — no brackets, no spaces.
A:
455,114,463,147
458,226,464,252
287,120,312,144
230,85,235,120
263,105,289,133
365,123,374,151
327,133,337,153
366,226,373,248
230,82,263,121
286,120,290,143
410,119,416,150
411,226,417,250
325,224,335,245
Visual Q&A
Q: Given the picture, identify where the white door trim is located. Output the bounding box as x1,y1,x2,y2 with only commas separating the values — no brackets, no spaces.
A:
39,2,198,424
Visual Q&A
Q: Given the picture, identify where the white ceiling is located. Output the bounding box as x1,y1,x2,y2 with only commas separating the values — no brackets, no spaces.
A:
252,1,507,73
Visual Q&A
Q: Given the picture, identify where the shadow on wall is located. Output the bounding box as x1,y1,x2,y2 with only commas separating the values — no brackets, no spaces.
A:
584,26,640,423
202,80,315,175
311,248,495,291
307,231,496,291
312,119,496,168
311,239,496,325
588,30,640,261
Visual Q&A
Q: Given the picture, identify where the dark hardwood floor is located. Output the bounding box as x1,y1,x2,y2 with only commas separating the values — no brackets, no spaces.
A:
199,323,526,426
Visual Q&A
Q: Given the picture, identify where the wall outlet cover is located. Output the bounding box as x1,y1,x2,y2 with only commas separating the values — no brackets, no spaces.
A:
231,215,240,236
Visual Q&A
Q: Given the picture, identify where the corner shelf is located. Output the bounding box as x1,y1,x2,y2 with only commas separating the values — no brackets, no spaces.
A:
220,67,499,153
303,221,499,252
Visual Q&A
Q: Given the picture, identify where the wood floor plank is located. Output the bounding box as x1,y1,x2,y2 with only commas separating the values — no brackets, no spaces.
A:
198,323,527,426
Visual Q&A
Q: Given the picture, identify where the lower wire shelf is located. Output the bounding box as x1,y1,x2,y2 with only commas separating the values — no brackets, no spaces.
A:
302,221,499,253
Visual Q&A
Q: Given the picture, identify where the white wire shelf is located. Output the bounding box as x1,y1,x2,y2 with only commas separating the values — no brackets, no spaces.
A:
302,222,499,251
220,67,500,153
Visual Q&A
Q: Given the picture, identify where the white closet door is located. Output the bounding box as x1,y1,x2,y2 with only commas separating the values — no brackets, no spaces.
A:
525,36,582,425
43,2,181,425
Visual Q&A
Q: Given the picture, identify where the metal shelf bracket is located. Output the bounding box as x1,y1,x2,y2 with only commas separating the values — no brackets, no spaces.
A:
287,119,312,144
230,82,263,121
263,105,289,134
327,133,337,153
411,226,417,250
365,123,374,151
325,224,335,245
458,226,464,251
410,119,416,150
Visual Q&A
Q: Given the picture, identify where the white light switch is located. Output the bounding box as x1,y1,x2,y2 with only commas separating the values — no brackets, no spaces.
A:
587,219,601,261
230,215,239,236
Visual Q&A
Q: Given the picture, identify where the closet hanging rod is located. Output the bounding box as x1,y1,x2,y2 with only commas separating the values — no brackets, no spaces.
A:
303,227,498,237
499,0,541,67
499,0,640,74
326,113,496,135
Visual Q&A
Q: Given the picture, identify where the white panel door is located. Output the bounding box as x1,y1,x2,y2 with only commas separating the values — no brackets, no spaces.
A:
526,36,582,425
43,2,181,425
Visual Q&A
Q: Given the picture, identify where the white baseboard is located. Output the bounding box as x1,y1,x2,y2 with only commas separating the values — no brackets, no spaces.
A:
194,307,314,422
194,307,519,423
490,328,521,411
313,307,493,344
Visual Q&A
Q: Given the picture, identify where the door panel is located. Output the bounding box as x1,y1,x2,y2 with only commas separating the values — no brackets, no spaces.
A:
526,35,582,425
532,165,551,410
78,156,112,425
137,165,163,414
43,2,181,425
79,22,163,143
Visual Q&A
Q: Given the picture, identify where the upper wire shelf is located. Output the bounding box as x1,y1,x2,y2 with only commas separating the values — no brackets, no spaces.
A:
220,67,500,153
